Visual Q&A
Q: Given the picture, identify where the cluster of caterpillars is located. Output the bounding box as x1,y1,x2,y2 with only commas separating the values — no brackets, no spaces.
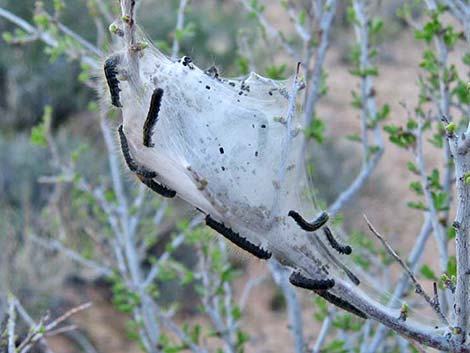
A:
104,55,366,320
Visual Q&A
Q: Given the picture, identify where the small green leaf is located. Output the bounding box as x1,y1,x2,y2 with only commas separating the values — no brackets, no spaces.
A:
407,161,420,175
305,118,325,143
447,256,457,277
30,105,52,147
409,181,423,195
464,172,470,185
420,264,437,280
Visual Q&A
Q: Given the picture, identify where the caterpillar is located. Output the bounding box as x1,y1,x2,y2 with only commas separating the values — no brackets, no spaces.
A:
118,125,157,178
289,271,335,290
138,175,176,199
205,215,272,259
118,126,176,197
104,55,122,108
288,210,329,232
143,88,164,148
315,291,367,319
312,236,359,285
323,226,352,255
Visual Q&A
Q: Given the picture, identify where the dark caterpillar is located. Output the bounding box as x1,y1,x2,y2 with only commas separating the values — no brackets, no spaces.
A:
137,175,176,198
143,88,164,148
288,210,329,232
323,226,352,255
289,271,335,290
118,125,156,178
104,56,122,108
118,125,176,198
315,291,367,319
205,215,272,259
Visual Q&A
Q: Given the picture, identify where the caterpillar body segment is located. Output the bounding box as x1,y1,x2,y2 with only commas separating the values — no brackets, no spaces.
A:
315,291,368,319
104,55,122,108
323,226,352,255
137,175,176,198
288,210,329,232
289,271,335,290
205,215,272,259
118,125,176,198
118,125,157,178
143,88,164,148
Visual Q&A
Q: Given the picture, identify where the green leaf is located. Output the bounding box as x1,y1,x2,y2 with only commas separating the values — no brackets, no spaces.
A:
265,64,287,80
346,134,361,143
432,191,448,211
376,104,390,121
447,227,456,240
2,32,12,44
428,132,444,149
420,264,437,280
370,18,384,35
298,10,306,26
346,6,358,25
409,181,423,195
324,339,347,353
427,169,441,189
407,201,428,211
447,256,457,277
30,105,52,147
236,57,250,75
407,161,420,175
414,17,442,44
305,118,325,143
463,53,470,66
453,81,470,104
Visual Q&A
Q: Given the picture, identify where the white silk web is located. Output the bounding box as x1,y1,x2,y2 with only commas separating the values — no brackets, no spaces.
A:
103,28,441,326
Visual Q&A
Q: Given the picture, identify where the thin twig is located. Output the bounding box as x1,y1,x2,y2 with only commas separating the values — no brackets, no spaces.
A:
44,302,92,331
269,261,305,353
311,310,334,353
7,296,16,353
237,0,297,57
31,235,113,277
171,0,190,58
364,215,449,325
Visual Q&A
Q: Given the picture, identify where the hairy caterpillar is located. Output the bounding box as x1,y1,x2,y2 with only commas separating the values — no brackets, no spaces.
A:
289,271,335,290
138,175,176,198
118,125,157,178
288,210,329,232
143,88,164,148
205,215,272,259
104,55,122,108
323,226,352,255
118,125,176,197
316,291,367,319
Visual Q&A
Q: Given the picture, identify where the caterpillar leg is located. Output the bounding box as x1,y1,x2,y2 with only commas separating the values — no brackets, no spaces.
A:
288,210,329,232
289,271,335,290
104,55,122,108
205,215,272,260
143,88,164,148
118,125,176,198
315,291,367,320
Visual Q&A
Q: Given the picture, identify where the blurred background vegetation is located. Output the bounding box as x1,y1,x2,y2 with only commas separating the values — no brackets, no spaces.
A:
1,0,462,352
